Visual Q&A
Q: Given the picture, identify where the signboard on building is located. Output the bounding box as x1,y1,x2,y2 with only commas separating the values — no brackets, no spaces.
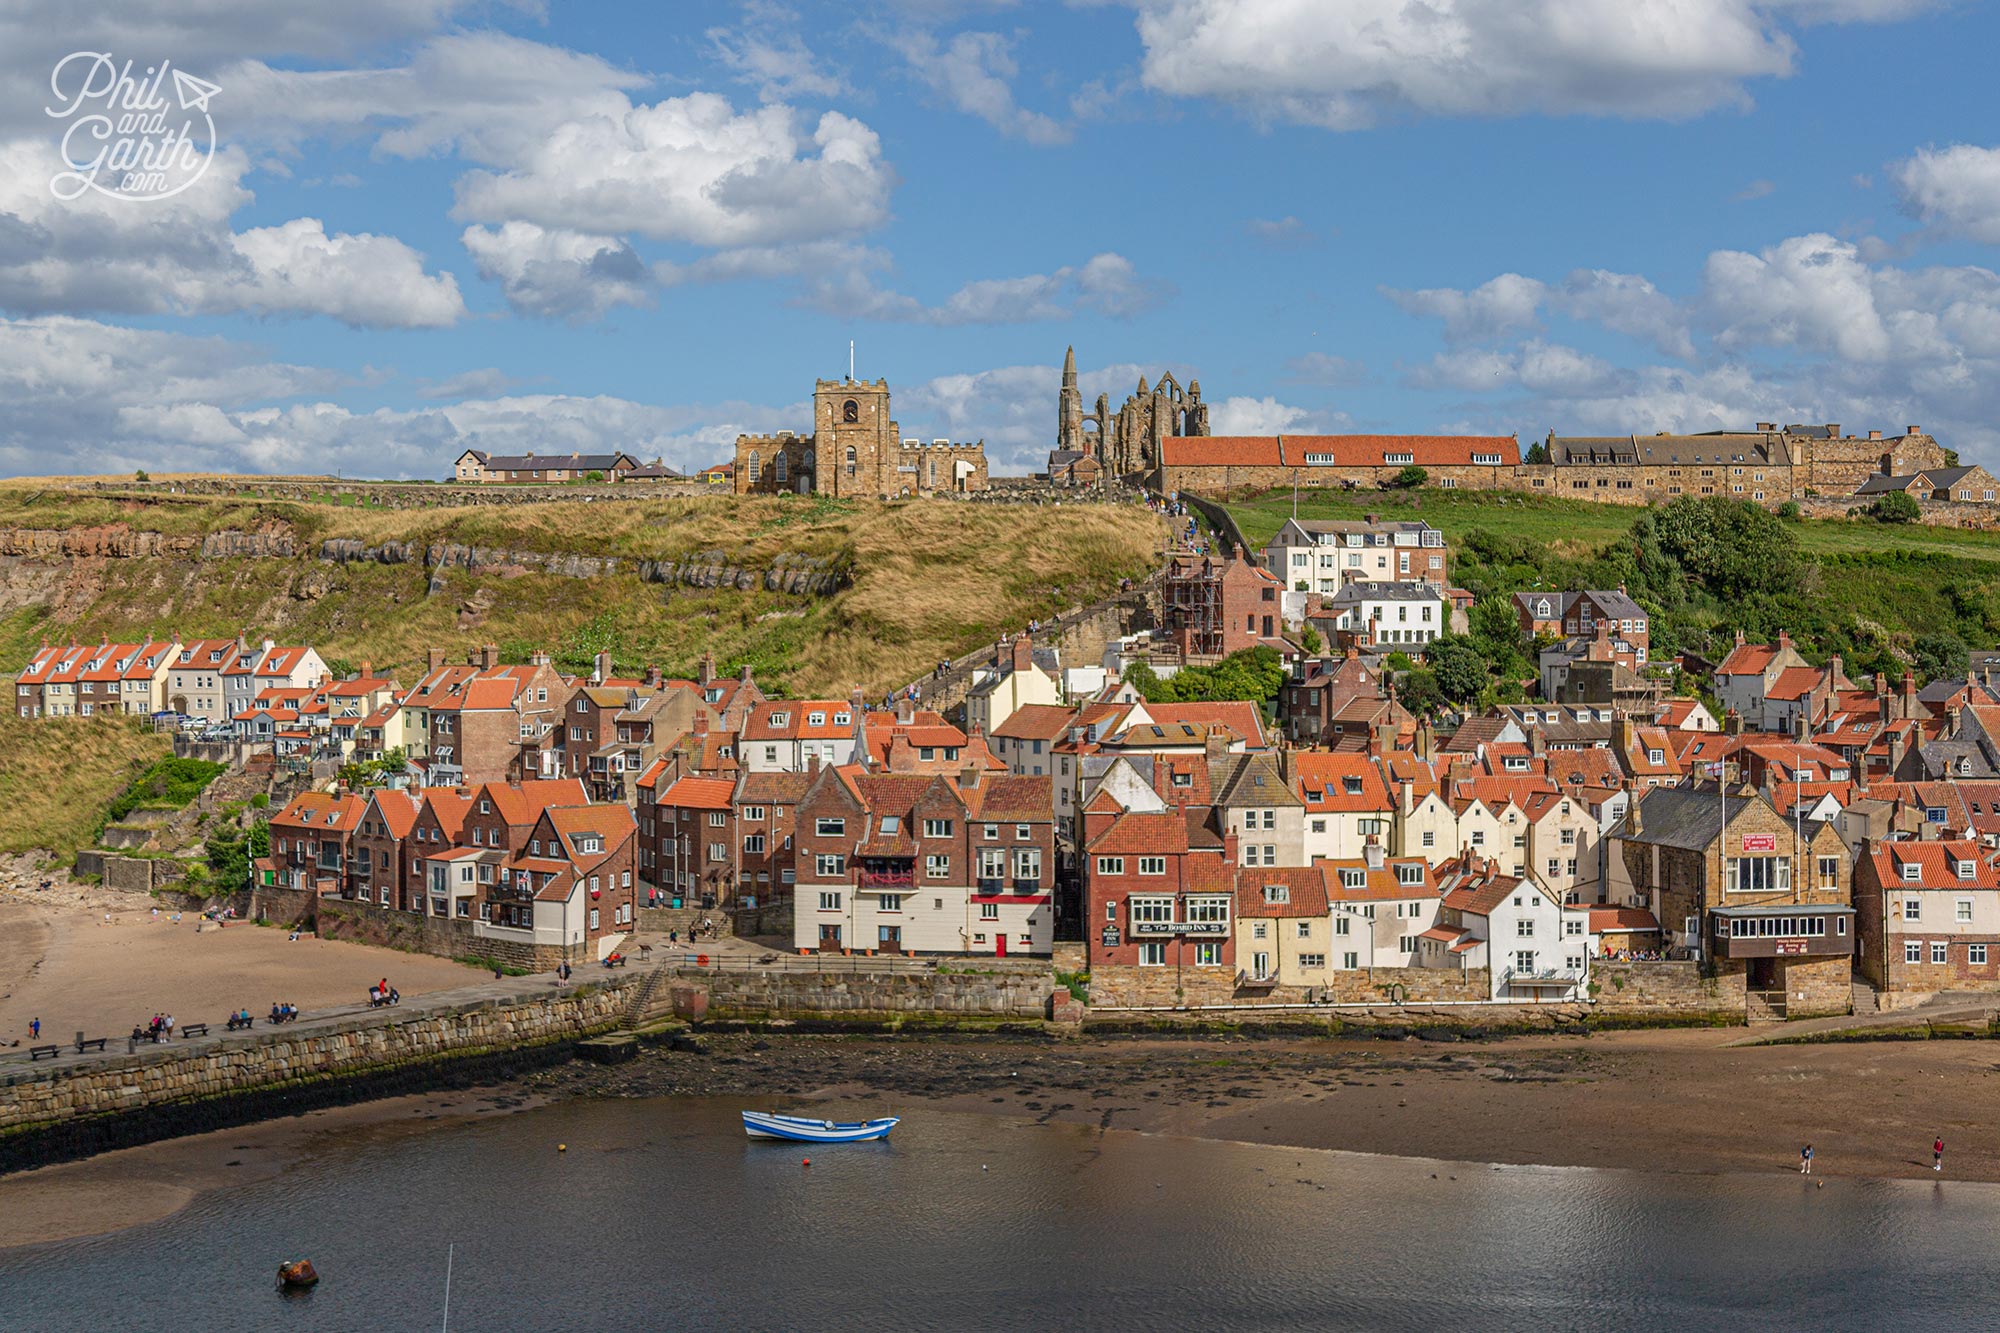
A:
1130,920,1228,936
1100,925,1121,948
1741,834,1777,852
1775,939,1807,955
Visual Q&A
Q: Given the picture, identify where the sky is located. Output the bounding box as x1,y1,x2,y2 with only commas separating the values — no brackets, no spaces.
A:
4,0,2000,480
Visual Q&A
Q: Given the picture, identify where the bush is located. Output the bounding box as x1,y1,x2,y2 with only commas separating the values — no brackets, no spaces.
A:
1300,625,1324,655
1776,500,1801,522
104,757,225,824
134,469,150,483
1390,465,1428,489
1866,491,1922,524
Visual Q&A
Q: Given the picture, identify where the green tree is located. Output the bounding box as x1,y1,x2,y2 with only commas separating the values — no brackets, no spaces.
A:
1866,491,1921,524
1391,465,1428,489
1399,666,1443,716
1428,639,1486,704
1913,631,1967,683
1299,625,1324,656
1523,441,1551,465
1776,500,1801,521
1642,496,1801,603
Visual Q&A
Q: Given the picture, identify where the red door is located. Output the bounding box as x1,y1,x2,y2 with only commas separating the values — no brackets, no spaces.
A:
995,932,1007,958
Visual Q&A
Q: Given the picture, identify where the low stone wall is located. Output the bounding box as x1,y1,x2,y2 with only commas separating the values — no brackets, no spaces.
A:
1089,964,1489,1009
657,968,1055,1022
315,895,575,970
252,883,320,929
0,982,630,1169
1588,960,1745,1018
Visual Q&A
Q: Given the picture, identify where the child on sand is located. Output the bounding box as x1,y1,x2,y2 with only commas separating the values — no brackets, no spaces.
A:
1800,1145,1813,1175
1935,1136,1945,1173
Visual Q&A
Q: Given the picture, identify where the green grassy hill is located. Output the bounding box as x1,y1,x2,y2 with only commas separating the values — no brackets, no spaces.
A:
0,483,1168,697
1225,488,2000,682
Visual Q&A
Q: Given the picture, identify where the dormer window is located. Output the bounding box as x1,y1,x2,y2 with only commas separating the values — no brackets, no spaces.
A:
1343,776,1364,795
1263,884,1288,903
1959,860,1977,880
880,816,900,834
834,712,850,726
1339,868,1365,889
1648,749,1664,765
771,712,790,728
1903,862,1921,882
808,712,825,727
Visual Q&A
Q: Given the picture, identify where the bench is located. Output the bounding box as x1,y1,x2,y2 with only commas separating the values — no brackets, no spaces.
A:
226,1016,254,1031
603,954,628,968
75,1037,107,1053
28,1045,60,1061
180,1023,209,1039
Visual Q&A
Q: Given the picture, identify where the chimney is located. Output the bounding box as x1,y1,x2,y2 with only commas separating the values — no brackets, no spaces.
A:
1888,728,1906,776
1776,629,1791,653
1734,629,1746,648
806,753,821,775
1276,745,1294,785
895,695,915,724
1908,426,1921,437
1948,704,1963,735
1363,836,1385,871
1792,710,1806,742
699,652,715,687
427,648,446,673
1902,672,1917,722
358,660,371,679
1724,709,1743,736
959,763,981,790
692,712,709,736
1826,424,1840,438
480,643,500,671
262,638,275,654
1868,430,1882,441
1223,829,1240,865
1610,712,1631,758
1626,791,1643,838
594,650,612,685
1205,724,1230,765
530,647,551,667
1344,646,1359,661
1756,422,1775,433
1011,635,1033,673
1529,727,1546,759
1399,778,1415,817
644,664,662,689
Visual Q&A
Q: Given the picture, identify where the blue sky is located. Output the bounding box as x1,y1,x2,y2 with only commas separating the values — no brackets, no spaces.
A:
4,0,2000,479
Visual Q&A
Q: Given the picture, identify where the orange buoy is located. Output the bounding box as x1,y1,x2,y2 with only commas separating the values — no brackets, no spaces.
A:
802,1158,811,1167
697,953,709,967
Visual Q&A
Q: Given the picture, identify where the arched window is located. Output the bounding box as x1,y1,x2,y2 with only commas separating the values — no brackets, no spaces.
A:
842,399,859,423
747,450,761,483
773,452,788,484
845,445,857,476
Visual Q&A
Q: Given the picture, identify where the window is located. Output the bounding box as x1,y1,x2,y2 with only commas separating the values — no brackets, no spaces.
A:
1339,868,1365,889
744,834,766,854
1421,830,1435,848
1516,919,1536,937
1016,824,1032,840
816,854,846,876
1194,942,1222,967
1729,857,1789,894
818,891,842,910
979,901,999,920
1013,849,1041,881
1514,950,1537,973
983,823,1000,840
1262,883,1288,904
923,819,953,838
1905,898,1922,921
925,855,950,880
1131,897,1173,925
1974,944,1990,966
1096,856,1125,876
1138,943,1166,966
1296,921,1311,939
1253,922,1267,939
1959,860,1978,881
742,806,765,822
1396,863,1424,886
815,818,845,837
1342,951,1359,971
1902,863,1922,883
1335,916,1350,936
879,816,900,834
1817,856,1839,889
1565,919,1584,936
1932,942,1949,965
707,811,727,827
1188,897,1229,925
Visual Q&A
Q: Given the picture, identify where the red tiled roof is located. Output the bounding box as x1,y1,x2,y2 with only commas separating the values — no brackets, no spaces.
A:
991,704,1076,742
1589,907,1661,933
1161,434,1519,468
1234,865,1330,917
1292,752,1392,812
1867,839,1999,889
1086,810,1189,857
1144,703,1267,748
1717,644,1778,676
659,776,735,810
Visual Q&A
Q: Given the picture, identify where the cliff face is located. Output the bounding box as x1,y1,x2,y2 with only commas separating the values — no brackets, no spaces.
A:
0,527,296,559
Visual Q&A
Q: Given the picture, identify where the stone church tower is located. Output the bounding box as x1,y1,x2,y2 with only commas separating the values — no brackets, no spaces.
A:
815,377,896,497
733,372,989,497
1058,345,1084,453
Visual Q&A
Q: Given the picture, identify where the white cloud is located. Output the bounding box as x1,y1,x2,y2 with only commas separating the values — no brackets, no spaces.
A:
0,141,463,327
1733,178,1777,201
1280,352,1368,387
1893,144,2000,244
792,250,1169,325
1386,273,1546,343
1409,341,1627,396
891,30,1070,144
1551,269,1696,359
461,222,654,320
709,2,847,101
1127,0,1934,128
1246,216,1318,248
1210,395,1322,435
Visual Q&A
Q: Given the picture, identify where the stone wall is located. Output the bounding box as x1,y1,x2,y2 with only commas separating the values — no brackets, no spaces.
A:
1588,960,1745,1019
1089,964,1489,1009
0,982,630,1168
914,579,1162,717
315,896,577,970
1783,954,1852,1019
655,968,1056,1022
251,883,320,929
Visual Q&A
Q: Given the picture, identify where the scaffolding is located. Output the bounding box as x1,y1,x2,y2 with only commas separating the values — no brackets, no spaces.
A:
1163,555,1226,660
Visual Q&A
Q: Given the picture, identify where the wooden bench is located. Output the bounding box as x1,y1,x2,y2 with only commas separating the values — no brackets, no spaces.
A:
28,1045,60,1061
603,954,628,968
226,1016,255,1031
75,1037,107,1053
179,1023,209,1039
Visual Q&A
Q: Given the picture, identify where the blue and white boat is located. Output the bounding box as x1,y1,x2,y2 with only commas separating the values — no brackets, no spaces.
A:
741,1110,899,1143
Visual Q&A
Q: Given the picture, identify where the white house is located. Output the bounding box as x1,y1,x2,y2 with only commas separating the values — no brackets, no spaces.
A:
1315,582,1449,651
1422,857,1594,1001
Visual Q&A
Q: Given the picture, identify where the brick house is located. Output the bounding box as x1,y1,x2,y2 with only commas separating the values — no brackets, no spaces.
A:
1264,517,1449,593
740,698,861,772
350,788,424,909
1163,550,1287,661
401,647,571,785
1607,784,1854,1018
265,790,370,893
733,770,809,910
650,774,737,908
1854,839,2000,997
793,765,1055,957
1082,790,1237,997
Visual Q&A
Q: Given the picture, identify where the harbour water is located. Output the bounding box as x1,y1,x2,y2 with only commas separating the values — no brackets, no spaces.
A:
1,1097,1993,1330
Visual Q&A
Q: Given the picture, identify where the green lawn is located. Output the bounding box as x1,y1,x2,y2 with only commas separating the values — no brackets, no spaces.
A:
1225,487,2000,565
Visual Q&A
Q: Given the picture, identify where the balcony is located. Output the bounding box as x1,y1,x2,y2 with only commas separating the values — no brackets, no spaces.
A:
1497,966,1584,989
859,864,915,889
977,878,1005,894
1013,878,1042,895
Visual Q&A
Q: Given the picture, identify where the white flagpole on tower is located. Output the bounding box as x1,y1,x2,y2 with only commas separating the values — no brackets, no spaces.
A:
849,340,855,381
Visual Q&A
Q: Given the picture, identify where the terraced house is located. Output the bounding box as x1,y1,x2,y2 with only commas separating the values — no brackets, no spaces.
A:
15,638,178,718
793,764,1055,957
401,646,571,786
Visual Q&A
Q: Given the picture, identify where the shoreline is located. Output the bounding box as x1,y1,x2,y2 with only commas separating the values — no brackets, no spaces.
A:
9,1021,2000,1248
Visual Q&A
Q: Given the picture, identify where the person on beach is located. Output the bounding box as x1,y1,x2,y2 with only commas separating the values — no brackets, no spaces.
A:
1935,1136,1945,1173
165,1014,175,1042
1800,1145,1812,1175
29,1017,38,1040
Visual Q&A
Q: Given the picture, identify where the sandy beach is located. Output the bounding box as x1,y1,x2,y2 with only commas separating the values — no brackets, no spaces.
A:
0,896,486,1045
6,1022,2000,1250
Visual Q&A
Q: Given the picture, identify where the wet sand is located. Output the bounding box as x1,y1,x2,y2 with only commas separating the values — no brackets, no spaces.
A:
10,1024,2000,1250
0,1088,544,1250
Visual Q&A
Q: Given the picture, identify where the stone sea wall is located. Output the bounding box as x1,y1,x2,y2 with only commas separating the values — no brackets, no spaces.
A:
1588,960,1746,1019
656,968,1057,1022
0,984,631,1171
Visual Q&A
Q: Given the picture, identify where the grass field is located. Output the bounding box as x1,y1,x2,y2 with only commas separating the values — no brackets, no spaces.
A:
0,483,1168,697
0,713,172,860
1225,487,2000,565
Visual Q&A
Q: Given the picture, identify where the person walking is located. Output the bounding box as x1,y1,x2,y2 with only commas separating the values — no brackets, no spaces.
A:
1800,1144,1812,1175
1935,1136,1945,1173
29,1017,38,1041
165,1013,175,1042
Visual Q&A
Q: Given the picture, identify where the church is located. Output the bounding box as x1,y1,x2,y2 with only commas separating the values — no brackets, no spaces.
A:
733,375,988,498
1051,345,1210,484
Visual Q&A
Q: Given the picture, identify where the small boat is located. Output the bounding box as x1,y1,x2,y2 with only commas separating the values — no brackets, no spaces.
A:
277,1259,319,1290
742,1110,899,1143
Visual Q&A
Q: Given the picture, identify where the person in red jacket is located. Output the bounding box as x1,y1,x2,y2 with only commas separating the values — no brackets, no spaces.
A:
1934,1136,1945,1173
